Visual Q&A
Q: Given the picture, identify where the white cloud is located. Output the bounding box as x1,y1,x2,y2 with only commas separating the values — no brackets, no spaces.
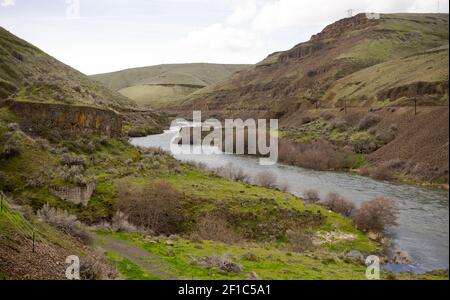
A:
177,0,449,64
178,23,262,52
1,0,16,7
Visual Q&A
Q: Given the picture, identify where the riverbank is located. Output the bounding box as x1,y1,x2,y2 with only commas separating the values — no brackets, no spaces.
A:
130,127,449,273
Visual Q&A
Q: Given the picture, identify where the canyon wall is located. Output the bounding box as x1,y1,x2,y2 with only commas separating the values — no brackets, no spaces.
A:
3,100,122,137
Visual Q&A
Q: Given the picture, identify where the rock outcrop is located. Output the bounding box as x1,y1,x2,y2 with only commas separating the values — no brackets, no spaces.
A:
50,182,96,206
3,100,122,138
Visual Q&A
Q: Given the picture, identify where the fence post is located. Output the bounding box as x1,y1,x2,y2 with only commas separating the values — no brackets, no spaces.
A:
32,228,35,253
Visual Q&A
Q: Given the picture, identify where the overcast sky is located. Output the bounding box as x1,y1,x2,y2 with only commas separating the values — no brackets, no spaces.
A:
0,0,448,75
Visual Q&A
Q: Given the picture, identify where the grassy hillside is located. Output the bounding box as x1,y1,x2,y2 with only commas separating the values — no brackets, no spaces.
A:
173,13,448,115
0,27,135,110
1,100,447,280
326,46,449,106
0,27,168,136
91,63,250,108
0,108,379,280
0,194,116,279
166,13,449,185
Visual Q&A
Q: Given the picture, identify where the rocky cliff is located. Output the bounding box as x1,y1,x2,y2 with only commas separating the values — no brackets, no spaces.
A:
3,100,122,138
171,13,449,119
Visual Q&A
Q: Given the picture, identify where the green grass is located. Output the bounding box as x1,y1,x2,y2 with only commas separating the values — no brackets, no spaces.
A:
328,49,449,105
99,232,371,280
91,63,250,108
91,63,251,91
0,107,17,123
0,198,80,253
118,84,201,108
106,251,161,280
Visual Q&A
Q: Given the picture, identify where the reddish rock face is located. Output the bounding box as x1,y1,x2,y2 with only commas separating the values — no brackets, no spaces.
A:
5,100,123,138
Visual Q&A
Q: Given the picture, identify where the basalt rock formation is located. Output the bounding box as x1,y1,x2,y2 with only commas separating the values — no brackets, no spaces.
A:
3,100,122,138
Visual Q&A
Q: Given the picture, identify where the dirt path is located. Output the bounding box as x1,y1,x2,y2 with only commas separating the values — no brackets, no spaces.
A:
95,235,178,280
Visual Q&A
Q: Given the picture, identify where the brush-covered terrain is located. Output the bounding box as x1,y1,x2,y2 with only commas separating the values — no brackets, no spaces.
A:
1,106,448,280
91,64,250,108
167,13,449,185
0,27,168,136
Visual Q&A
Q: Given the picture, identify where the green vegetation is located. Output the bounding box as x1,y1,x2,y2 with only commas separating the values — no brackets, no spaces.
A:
99,232,448,280
329,47,449,105
106,251,160,280
91,63,250,108
0,27,134,110
0,196,83,256
119,84,200,108
99,232,370,280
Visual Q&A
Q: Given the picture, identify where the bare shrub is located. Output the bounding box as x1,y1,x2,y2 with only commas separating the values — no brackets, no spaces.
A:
138,146,171,157
34,137,52,151
361,160,406,181
37,203,93,245
241,252,260,262
185,160,209,171
61,153,86,167
80,251,120,280
351,133,378,154
198,255,242,273
58,165,86,185
116,180,185,235
1,132,22,159
352,197,398,233
111,211,138,233
323,192,356,218
301,116,316,124
7,123,20,131
279,183,290,193
330,119,348,132
358,114,381,130
375,128,397,145
254,171,277,188
321,112,336,121
279,139,358,171
213,163,250,183
303,189,320,203
197,215,241,244
383,159,406,171
287,227,314,253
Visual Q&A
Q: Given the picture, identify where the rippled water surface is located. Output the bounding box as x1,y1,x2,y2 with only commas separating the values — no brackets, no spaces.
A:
131,126,449,273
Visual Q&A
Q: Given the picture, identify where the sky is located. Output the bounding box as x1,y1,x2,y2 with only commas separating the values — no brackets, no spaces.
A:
0,0,448,75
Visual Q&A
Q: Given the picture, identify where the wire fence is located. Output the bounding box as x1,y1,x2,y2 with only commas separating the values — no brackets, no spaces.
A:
0,190,46,251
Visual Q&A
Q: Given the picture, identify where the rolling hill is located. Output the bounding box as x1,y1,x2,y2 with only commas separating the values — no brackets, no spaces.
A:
165,13,449,184
0,27,167,136
170,13,448,118
91,63,250,108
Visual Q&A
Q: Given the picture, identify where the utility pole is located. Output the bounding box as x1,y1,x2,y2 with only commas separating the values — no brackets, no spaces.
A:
346,9,353,17
343,97,348,114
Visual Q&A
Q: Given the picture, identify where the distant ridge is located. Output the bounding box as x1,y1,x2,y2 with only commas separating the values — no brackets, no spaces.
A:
90,63,251,108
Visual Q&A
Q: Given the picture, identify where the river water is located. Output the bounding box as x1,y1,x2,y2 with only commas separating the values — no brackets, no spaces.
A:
131,125,449,273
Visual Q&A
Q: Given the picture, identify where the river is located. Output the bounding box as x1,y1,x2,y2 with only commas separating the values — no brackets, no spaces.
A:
130,125,449,273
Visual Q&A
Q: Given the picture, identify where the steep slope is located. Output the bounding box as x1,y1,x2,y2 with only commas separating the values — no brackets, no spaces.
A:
168,13,449,184
0,27,134,110
91,63,250,108
324,45,449,107
0,27,167,136
172,13,448,118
